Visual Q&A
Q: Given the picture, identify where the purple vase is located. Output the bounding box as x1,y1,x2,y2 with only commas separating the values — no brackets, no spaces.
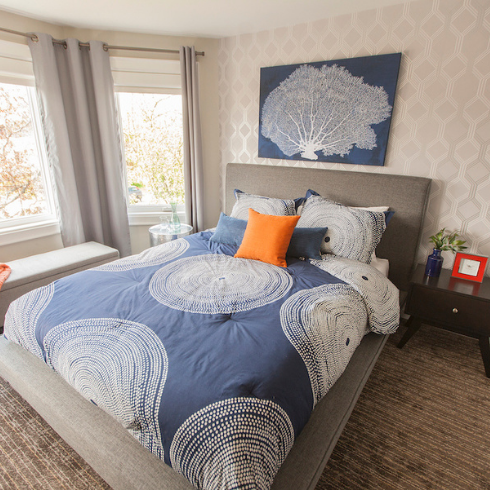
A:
425,248,444,277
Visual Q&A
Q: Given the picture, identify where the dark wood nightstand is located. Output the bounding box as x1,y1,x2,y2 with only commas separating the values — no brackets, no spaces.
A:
398,263,490,377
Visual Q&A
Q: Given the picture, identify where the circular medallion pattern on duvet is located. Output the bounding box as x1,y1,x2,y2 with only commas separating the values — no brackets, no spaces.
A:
169,397,294,490
95,239,189,272
149,254,293,314
4,282,54,359
43,318,167,459
280,283,367,406
312,255,399,333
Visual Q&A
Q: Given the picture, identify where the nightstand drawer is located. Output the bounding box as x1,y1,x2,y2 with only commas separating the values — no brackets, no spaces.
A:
406,286,490,336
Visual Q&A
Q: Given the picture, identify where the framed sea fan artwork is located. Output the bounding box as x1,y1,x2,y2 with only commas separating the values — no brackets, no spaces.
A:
258,53,401,166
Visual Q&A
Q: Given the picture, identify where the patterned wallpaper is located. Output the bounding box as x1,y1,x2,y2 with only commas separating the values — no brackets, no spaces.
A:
218,0,490,270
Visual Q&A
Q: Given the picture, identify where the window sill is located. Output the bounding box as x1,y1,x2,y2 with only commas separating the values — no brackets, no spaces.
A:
0,218,60,246
128,211,187,227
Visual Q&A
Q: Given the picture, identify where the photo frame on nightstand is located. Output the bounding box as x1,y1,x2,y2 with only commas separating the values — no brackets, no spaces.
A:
451,252,488,283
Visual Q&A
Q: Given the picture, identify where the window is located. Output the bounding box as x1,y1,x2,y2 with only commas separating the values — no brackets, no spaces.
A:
0,38,58,245
110,55,184,222
0,81,54,227
117,92,184,209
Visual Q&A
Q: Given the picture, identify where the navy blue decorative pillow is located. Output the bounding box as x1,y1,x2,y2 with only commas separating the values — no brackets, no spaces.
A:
210,213,327,260
287,227,328,260
295,189,320,211
384,210,395,225
305,189,320,198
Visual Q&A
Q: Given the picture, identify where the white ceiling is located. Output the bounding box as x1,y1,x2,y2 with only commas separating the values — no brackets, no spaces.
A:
0,0,414,38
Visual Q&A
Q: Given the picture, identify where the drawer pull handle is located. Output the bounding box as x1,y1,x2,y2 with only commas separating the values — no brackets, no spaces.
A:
452,308,458,314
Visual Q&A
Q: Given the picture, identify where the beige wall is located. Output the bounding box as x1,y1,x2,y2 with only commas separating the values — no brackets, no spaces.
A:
218,0,490,271
0,10,221,261
0,234,64,261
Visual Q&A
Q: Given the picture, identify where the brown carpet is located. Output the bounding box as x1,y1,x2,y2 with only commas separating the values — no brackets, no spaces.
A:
0,376,110,489
316,325,490,490
1,324,490,489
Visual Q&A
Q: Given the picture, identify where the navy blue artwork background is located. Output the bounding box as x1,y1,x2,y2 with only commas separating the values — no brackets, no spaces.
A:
258,53,401,166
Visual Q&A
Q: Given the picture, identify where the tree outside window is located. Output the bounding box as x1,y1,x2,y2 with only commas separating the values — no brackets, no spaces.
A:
118,93,184,207
0,82,49,221
1,87,185,224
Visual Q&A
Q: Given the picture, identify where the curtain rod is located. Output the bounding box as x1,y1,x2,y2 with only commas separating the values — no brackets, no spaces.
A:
0,26,205,56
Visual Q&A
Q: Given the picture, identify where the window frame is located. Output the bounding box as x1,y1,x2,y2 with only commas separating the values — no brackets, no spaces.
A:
0,82,59,237
113,57,186,226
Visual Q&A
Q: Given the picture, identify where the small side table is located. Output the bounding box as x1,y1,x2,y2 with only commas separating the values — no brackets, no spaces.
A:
149,223,193,247
398,263,490,377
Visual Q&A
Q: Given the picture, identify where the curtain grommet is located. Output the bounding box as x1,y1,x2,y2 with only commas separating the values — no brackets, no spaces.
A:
30,34,39,43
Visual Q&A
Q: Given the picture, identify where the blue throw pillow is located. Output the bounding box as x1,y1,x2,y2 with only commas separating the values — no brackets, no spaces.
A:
306,189,321,198
287,226,328,260
210,213,327,260
384,210,395,225
210,213,247,247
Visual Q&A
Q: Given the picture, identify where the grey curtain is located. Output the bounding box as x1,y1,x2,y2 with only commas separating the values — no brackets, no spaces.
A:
28,33,131,256
180,46,204,232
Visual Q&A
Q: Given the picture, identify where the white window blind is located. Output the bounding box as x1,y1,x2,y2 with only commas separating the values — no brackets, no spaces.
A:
0,41,181,93
110,56,181,94
0,39,34,86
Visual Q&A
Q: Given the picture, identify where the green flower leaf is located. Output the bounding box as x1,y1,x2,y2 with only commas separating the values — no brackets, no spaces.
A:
428,228,466,253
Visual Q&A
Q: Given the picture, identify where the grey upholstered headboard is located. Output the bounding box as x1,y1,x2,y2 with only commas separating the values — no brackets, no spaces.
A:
225,163,431,292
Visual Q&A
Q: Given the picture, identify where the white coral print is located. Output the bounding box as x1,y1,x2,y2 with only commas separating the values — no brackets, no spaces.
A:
261,64,392,160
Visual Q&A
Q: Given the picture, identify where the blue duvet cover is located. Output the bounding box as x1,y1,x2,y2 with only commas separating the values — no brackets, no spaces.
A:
5,232,399,489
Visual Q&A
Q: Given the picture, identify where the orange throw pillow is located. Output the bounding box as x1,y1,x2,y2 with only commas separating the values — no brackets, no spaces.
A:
234,209,300,267
0,264,11,291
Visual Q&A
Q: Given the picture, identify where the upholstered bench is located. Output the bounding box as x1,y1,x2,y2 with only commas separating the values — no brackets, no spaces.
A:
0,242,119,327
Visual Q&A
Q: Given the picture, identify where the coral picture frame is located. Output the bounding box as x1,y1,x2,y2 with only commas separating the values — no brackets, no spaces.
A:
258,53,401,166
451,252,488,283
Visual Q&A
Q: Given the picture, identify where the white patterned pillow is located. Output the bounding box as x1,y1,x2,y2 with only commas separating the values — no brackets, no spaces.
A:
230,190,296,220
297,195,387,264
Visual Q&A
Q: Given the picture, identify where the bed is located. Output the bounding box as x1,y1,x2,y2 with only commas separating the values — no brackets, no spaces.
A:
0,163,431,490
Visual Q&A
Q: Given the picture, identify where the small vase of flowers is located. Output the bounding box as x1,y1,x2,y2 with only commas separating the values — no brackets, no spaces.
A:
425,228,467,277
